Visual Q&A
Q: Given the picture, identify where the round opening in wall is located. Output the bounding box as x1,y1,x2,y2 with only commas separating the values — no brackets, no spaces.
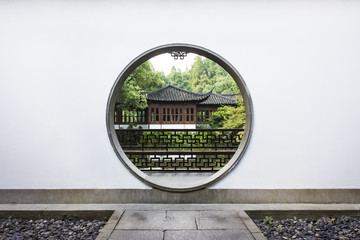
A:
106,43,253,192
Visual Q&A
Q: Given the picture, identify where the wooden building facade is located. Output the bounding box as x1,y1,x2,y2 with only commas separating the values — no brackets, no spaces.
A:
115,84,237,128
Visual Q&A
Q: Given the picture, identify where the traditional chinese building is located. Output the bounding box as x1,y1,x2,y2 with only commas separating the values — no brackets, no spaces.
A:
115,84,237,129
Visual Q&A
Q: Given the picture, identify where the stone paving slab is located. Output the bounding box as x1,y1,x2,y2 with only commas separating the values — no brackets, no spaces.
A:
167,210,240,218
111,209,251,239
97,210,124,240
197,217,247,230
237,210,263,233
164,230,255,240
116,217,197,230
109,230,164,240
116,210,196,230
122,210,166,219
237,210,268,240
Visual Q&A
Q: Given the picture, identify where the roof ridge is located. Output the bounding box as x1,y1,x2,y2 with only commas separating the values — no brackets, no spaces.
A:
168,84,209,96
148,85,210,102
198,92,237,106
144,84,172,95
209,92,238,101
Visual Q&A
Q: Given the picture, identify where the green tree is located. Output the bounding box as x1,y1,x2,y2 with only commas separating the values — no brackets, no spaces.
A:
159,55,238,94
209,97,246,129
213,76,239,94
116,61,165,111
189,56,209,92
189,56,238,94
159,71,168,85
167,66,192,91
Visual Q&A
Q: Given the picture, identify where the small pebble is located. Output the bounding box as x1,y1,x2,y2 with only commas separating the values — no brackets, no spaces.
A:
0,217,106,239
254,216,360,240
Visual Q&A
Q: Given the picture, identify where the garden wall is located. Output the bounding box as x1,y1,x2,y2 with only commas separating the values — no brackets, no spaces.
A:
0,0,359,202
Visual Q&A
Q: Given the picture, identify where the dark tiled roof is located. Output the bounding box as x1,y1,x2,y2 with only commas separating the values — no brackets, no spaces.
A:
198,93,237,106
142,84,237,106
144,84,211,102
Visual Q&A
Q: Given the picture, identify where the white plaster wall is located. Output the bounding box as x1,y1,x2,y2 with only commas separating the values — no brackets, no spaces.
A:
1,0,360,189
149,124,196,129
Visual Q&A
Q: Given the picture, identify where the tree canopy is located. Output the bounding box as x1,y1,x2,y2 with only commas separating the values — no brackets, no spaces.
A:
164,66,191,91
189,56,239,94
116,61,164,111
208,97,246,129
116,55,245,129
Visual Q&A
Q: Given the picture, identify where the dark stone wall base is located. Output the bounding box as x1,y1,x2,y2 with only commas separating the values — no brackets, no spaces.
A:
1,189,359,204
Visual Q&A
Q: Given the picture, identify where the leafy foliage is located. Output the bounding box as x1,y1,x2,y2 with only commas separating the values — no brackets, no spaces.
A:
117,61,164,111
209,97,246,129
165,66,191,91
263,216,274,225
189,56,239,94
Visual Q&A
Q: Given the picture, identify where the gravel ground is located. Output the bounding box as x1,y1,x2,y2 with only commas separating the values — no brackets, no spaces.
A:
0,217,106,240
254,216,360,240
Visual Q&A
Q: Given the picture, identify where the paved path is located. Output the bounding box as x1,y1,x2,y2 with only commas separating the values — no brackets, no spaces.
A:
98,207,266,240
2,203,360,240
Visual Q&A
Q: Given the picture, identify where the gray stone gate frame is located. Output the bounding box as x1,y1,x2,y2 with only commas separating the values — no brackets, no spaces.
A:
106,43,253,192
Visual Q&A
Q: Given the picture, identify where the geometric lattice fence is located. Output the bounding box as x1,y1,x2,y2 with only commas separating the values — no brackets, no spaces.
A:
116,129,243,171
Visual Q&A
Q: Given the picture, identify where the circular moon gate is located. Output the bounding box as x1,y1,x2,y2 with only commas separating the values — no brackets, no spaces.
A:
106,43,253,192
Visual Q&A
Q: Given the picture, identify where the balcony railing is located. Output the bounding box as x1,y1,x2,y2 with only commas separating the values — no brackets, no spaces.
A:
116,128,243,171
